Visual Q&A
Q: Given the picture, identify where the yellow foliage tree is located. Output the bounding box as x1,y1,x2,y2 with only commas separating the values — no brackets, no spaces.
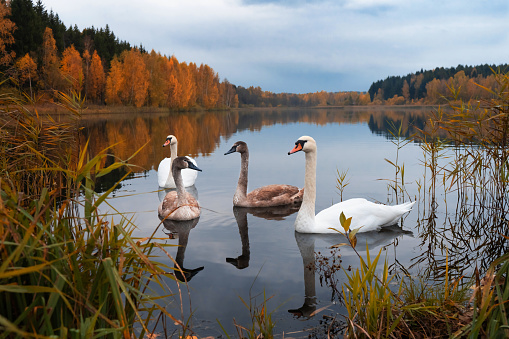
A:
15,53,37,90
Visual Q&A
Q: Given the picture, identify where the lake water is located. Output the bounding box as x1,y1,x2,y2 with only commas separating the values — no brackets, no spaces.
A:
80,107,468,337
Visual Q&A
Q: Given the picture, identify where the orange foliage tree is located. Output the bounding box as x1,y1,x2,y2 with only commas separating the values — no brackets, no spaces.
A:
40,27,60,91
60,45,83,93
105,56,123,105
144,50,171,107
196,63,219,109
176,60,197,108
0,2,15,66
82,49,91,97
88,51,105,103
119,48,149,107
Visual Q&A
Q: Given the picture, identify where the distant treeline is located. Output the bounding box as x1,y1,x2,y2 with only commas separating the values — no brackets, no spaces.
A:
368,64,509,104
2,0,508,109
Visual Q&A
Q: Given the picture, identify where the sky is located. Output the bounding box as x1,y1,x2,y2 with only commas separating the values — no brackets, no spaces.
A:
41,0,509,94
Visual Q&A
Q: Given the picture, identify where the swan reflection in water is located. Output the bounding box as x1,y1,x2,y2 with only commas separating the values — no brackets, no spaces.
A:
289,226,413,319
227,205,301,269
160,216,204,282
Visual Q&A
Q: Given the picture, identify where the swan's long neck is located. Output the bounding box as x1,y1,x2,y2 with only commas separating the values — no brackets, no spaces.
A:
170,142,178,163
295,149,317,232
165,142,179,184
172,166,186,206
234,151,249,204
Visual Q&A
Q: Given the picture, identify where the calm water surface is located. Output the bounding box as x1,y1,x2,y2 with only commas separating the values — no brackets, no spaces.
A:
81,107,438,337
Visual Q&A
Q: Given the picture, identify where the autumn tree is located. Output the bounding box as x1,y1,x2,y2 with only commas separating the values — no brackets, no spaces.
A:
119,48,149,107
166,57,196,109
88,50,105,103
40,27,60,90
196,63,219,109
402,80,410,102
219,79,238,108
176,60,196,108
0,1,16,66
15,53,37,92
60,44,83,93
144,50,171,107
105,55,123,105
82,49,91,96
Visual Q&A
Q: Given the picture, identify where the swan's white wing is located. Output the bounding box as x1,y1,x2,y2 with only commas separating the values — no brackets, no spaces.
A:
315,198,400,233
158,156,198,188
157,157,175,188
182,156,198,187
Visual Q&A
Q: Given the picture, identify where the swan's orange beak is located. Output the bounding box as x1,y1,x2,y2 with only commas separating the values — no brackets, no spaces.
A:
288,143,303,155
163,139,171,147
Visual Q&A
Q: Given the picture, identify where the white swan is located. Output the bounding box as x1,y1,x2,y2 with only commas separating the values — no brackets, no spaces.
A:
158,157,202,221
157,135,198,188
288,136,415,233
225,141,303,207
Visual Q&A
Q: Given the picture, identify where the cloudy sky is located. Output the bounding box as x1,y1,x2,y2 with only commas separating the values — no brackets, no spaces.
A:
41,0,508,94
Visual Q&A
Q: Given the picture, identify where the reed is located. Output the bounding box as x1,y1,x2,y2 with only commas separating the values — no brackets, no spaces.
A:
337,214,471,338
0,91,184,337
412,69,509,279
339,69,509,338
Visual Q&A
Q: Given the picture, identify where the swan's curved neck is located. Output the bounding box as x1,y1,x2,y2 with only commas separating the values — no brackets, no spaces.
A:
172,166,186,205
170,142,178,163
295,149,317,231
234,151,249,203
165,142,179,184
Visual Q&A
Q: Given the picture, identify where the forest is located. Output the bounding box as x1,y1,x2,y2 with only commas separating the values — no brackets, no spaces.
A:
2,0,508,110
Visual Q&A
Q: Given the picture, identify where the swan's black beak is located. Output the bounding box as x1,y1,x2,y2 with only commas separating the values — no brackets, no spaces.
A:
224,145,236,155
187,162,202,172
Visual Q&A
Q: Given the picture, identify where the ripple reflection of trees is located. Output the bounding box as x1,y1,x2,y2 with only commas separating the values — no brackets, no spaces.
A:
80,108,432,171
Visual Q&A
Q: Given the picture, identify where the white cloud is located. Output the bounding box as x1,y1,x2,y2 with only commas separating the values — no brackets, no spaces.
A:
41,0,509,93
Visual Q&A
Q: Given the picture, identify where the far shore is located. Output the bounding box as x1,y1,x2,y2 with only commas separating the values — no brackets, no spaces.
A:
29,102,439,117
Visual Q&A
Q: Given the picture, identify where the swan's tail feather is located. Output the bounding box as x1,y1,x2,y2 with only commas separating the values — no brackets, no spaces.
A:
395,201,416,213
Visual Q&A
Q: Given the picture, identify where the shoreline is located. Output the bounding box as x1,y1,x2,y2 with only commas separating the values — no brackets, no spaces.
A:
30,102,440,116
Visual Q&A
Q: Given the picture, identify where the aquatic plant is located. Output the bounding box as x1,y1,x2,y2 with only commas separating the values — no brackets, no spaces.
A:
0,91,187,337
218,289,277,339
337,213,471,338
413,68,509,279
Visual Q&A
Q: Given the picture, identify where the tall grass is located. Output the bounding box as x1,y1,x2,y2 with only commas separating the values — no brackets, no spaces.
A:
0,91,185,337
339,69,509,338
413,69,509,278
337,213,471,338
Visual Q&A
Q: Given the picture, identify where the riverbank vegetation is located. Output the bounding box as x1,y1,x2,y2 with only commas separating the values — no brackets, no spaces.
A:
3,0,508,111
335,70,509,338
0,92,195,337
